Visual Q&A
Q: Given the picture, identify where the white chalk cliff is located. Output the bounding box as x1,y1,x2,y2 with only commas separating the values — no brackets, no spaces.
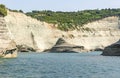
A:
62,16,120,51
0,15,17,58
4,10,120,52
5,10,58,52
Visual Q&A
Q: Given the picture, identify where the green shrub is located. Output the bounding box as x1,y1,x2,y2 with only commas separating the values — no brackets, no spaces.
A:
0,4,7,16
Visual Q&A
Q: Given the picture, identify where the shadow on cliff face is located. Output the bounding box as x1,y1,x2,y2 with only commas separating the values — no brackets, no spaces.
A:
16,45,36,52
102,39,120,56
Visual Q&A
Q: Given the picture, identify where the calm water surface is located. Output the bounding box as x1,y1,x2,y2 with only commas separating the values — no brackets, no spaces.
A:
0,52,120,78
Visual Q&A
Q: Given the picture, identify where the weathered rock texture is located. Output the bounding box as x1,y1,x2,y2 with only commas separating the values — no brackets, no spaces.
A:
102,40,120,56
5,10,58,52
3,11,120,52
49,38,84,53
0,15,17,58
60,16,120,51
17,44,35,52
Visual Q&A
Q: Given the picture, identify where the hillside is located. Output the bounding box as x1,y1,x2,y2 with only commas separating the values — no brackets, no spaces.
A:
3,10,120,52
26,9,120,31
62,16,120,51
5,10,58,52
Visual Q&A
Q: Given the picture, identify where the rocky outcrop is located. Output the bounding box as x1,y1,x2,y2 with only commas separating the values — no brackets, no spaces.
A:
0,15,17,58
2,40,17,58
102,40,120,56
48,38,84,53
17,45,35,52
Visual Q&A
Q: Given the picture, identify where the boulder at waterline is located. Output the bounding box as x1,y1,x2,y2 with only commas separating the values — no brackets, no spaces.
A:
2,40,18,58
48,38,84,53
102,40,120,56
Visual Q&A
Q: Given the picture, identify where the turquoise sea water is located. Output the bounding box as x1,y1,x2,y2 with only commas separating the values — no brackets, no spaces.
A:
0,52,120,78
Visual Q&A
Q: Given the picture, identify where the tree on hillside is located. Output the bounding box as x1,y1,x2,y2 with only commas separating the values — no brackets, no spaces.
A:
26,8,120,31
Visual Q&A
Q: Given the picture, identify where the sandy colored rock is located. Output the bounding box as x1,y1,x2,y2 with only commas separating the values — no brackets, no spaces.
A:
4,11,120,52
0,15,17,58
2,40,17,58
5,10,58,52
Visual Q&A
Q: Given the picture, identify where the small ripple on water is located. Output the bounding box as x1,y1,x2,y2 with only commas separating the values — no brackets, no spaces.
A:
0,52,120,78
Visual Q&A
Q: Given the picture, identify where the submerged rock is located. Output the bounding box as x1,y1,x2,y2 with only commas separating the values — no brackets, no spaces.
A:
102,40,120,56
48,38,84,53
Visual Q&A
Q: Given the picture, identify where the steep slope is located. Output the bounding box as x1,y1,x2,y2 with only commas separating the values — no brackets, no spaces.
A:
61,16,120,51
4,11,120,52
0,15,17,58
5,10,58,52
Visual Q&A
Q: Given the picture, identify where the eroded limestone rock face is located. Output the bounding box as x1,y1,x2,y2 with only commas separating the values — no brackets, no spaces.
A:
60,16,120,51
4,10,120,52
5,10,58,52
0,15,17,58
102,40,120,56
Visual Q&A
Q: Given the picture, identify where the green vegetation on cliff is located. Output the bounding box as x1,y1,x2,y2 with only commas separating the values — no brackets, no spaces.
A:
0,4,7,16
9,9,24,13
26,9,120,31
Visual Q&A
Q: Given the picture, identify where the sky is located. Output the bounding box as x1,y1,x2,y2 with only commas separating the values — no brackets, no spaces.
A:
0,0,120,12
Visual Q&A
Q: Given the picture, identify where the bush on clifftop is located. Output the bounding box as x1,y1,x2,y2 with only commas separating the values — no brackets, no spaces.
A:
26,9,120,31
0,4,7,16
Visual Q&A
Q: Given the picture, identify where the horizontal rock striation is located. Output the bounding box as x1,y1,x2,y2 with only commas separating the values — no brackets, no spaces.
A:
0,15,17,58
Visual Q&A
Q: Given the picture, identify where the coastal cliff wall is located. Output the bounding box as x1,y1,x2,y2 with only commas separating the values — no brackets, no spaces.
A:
60,16,120,51
5,10,58,52
0,15,17,58
4,11,120,52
